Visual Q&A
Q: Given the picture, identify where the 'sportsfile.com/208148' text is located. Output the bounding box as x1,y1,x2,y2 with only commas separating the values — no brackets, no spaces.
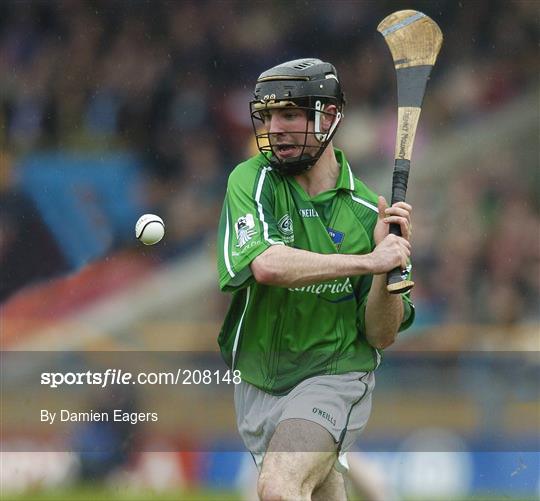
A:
40,368,242,389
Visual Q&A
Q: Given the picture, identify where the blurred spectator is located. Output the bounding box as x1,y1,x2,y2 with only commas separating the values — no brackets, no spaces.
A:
73,386,139,482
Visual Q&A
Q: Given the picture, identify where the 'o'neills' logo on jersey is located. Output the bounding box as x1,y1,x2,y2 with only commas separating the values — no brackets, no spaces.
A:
235,213,256,248
298,208,319,218
289,277,353,296
277,214,294,244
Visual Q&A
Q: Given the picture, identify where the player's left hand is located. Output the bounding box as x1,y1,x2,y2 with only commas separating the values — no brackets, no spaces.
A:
374,196,412,245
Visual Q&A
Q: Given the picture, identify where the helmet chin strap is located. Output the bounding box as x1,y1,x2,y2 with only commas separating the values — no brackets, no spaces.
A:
269,153,316,176
314,100,342,143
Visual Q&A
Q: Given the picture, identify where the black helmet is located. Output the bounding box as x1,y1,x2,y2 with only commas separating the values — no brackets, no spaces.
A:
250,58,345,175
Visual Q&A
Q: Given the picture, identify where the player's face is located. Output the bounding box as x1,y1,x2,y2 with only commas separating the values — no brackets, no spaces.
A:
262,108,319,161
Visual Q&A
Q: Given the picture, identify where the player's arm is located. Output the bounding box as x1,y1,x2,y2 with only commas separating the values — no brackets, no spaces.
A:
364,275,404,349
250,233,410,288
364,196,412,349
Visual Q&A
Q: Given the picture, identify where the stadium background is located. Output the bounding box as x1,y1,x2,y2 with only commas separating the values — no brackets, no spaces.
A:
1,1,538,500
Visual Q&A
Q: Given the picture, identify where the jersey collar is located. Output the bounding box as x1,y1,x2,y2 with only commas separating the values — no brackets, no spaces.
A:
334,148,355,192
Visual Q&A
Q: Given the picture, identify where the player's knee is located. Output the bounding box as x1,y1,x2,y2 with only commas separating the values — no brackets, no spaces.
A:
257,478,282,501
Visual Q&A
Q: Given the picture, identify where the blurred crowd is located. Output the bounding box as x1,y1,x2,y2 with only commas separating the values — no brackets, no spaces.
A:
1,0,538,324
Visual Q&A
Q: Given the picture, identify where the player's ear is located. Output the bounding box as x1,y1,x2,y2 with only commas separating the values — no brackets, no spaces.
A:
322,104,338,132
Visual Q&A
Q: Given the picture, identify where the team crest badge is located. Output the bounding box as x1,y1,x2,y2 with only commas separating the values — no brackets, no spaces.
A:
235,213,256,248
278,214,294,243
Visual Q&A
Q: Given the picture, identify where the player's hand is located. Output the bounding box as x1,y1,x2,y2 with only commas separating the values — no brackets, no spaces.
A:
368,233,411,274
373,196,412,245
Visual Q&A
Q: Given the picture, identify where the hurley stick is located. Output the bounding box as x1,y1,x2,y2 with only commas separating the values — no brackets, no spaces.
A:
377,10,443,294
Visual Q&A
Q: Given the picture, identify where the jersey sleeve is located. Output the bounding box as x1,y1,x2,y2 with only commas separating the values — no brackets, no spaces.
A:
217,164,284,292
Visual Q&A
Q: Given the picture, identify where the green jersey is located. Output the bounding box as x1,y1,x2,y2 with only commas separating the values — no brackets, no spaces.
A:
217,148,414,394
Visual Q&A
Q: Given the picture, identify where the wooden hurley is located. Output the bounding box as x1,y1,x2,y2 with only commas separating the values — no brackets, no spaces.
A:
377,10,443,294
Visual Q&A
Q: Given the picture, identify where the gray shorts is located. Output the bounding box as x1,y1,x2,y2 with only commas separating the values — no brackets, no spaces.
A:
234,371,375,472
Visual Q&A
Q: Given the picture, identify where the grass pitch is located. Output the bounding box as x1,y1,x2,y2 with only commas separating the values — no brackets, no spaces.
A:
2,486,538,501
1,488,240,501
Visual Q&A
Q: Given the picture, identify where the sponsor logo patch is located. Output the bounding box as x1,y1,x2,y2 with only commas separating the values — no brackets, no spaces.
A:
289,277,353,297
235,214,256,248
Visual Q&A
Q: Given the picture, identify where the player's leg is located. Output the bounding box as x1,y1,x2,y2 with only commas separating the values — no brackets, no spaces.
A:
345,451,399,501
257,418,343,501
312,467,347,501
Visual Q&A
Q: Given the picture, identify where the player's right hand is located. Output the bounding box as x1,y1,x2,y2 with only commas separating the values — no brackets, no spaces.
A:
368,233,411,274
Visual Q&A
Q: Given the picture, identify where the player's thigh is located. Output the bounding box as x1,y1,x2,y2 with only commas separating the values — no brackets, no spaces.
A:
260,418,338,491
312,467,347,501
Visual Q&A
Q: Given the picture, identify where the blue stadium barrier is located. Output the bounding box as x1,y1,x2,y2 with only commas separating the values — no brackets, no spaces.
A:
18,152,149,268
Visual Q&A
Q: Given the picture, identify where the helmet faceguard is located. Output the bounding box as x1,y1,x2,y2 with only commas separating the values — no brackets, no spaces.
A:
250,58,345,176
